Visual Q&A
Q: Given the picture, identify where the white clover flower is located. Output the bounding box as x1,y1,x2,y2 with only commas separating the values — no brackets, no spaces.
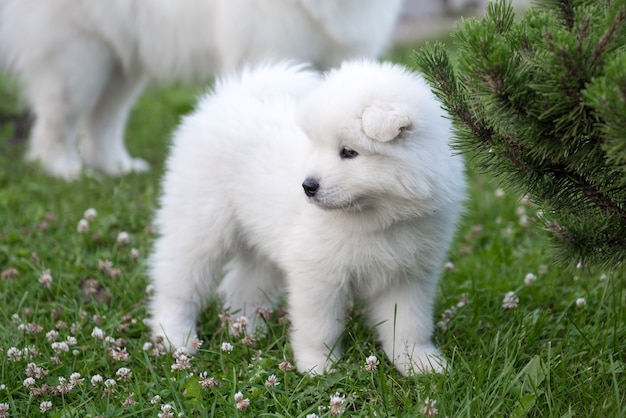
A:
142,342,153,351
91,375,103,386
150,395,161,404
576,297,586,307
218,311,231,323
364,355,380,371
38,269,53,288
236,398,251,411
524,273,537,286
83,208,98,221
329,392,345,416
25,362,43,379
173,347,189,359
91,326,106,340
28,323,44,334
198,372,220,389
229,316,248,336
116,231,130,246
171,355,192,371
107,346,129,361
77,219,89,233
278,360,293,372
519,214,529,227
51,341,69,353
443,261,454,271
22,347,36,360
70,372,84,386
457,293,470,307
251,350,263,362
56,377,74,394
39,401,53,413
158,404,175,418
104,378,116,388
23,377,36,387
129,248,140,260
221,342,233,353
7,347,22,361
502,291,519,309
190,337,203,351
234,392,250,411
264,374,280,387
421,397,438,417
116,367,132,381
66,336,77,346
45,330,59,342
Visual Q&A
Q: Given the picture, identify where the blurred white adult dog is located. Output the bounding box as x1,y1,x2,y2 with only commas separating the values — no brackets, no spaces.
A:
147,60,466,376
0,0,402,179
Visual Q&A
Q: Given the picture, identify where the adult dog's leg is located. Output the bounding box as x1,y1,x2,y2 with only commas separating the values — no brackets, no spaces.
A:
82,67,149,175
24,42,112,179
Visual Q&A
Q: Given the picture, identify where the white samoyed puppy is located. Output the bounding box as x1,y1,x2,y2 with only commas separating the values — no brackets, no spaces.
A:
147,60,466,376
0,0,403,179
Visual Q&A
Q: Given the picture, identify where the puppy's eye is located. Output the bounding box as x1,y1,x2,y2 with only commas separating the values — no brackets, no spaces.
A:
340,147,358,159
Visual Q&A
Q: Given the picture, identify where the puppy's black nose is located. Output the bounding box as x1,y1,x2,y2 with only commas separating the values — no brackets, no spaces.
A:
302,178,319,197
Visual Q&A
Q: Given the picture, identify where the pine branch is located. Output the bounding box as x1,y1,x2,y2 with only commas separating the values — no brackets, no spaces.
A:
413,44,535,176
591,5,626,63
550,164,626,222
414,0,626,268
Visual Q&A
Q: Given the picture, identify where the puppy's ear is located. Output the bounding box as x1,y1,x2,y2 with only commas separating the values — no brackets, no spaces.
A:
361,105,412,142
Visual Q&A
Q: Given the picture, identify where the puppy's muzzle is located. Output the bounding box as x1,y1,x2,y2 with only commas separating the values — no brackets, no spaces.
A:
302,178,319,197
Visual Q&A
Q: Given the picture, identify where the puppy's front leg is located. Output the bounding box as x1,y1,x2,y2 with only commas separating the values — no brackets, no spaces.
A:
287,278,348,375
366,278,446,376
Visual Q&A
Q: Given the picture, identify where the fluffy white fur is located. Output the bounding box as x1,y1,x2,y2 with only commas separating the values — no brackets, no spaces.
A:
147,60,466,376
0,0,402,179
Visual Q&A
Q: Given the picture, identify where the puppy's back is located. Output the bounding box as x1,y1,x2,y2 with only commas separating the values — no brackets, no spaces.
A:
211,61,320,104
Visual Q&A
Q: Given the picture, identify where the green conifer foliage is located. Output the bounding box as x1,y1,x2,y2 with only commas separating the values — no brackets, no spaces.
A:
415,0,626,268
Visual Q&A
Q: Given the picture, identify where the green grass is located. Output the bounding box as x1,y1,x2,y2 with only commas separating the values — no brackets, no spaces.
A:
0,45,625,417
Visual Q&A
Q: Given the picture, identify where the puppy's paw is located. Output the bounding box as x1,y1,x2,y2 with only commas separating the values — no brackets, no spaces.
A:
99,156,150,175
26,148,83,180
81,145,150,175
394,344,447,376
126,157,150,173
146,317,198,354
293,348,340,376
